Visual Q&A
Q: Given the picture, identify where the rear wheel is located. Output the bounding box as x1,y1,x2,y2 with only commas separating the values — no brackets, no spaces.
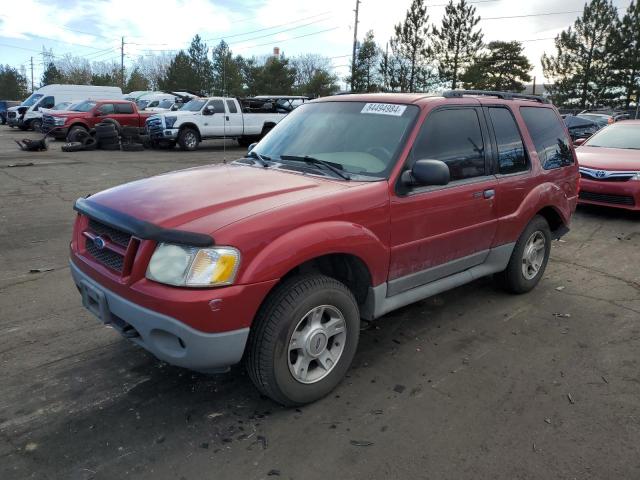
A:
497,215,551,293
178,128,199,151
31,119,42,132
246,274,360,406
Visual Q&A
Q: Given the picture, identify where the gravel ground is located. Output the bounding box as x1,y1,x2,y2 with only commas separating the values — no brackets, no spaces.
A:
1,127,639,480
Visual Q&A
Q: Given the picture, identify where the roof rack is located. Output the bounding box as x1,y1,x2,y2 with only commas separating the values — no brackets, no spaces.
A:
442,90,550,104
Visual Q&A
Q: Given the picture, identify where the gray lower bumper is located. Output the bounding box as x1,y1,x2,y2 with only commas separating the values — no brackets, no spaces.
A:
149,128,178,140
70,261,249,372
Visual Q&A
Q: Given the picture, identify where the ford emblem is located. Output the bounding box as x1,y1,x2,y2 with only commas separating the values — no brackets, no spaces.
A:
94,236,106,250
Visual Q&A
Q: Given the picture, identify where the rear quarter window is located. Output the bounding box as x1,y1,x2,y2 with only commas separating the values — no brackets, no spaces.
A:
520,107,573,169
115,103,134,114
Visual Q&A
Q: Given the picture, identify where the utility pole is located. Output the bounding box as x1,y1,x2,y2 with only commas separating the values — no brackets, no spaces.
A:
383,42,389,92
121,36,125,90
532,76,536,95
30,57,34,92
350,0,360,92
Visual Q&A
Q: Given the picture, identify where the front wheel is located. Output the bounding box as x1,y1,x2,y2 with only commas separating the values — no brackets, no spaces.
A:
497,215,551,293
30,119,42,132
177,128,199,151
245,274,360,406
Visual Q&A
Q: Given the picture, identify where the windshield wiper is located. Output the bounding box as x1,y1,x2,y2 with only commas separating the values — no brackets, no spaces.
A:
279,155,351,180
247,150,271,167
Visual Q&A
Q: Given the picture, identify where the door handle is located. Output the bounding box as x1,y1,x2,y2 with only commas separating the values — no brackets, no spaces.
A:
483,189,495,199
225,116,229,121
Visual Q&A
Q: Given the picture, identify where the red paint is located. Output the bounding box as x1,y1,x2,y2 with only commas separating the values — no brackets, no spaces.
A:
70,93,578,334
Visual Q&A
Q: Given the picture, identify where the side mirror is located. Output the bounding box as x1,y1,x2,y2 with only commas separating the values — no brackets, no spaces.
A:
247,142,258,153
573,137,586,146
94,109,103,117
203,105,215,115
402,159,450,186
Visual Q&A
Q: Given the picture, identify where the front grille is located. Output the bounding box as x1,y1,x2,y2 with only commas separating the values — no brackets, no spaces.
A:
580,172,631,182
7,111,16,119
146,117,163,136
579,190,635,206
86,237,125,271
88,219,131,247
41,115,56,134
84,219,133,273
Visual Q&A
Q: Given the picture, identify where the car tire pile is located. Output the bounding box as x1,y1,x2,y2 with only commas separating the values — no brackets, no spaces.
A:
62,119,150,153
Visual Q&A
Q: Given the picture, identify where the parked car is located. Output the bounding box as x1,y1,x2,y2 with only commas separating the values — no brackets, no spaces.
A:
0,100,20,124
577,112,615,128
564,114,599,141
6,84,123,131
145,96,287,150
39,101,74,115
144,98,179,112
576,120,640,210
123,91,152,103
42,99,154,139
136,92,178,110
70,90,578,405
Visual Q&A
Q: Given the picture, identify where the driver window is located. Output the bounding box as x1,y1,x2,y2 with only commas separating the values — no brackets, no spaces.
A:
206,99,225,113
98,103,115,115
40,96,55,109
412,108,486,181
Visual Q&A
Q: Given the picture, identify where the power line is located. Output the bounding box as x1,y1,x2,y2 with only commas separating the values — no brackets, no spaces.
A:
238,26,342,50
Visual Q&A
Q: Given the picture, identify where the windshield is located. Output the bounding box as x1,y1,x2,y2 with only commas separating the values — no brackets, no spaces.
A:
180,99,207,111
21,93,43,107
157,99,173,108
53,102,71,110
69,101,97,112
137,99,150,109
585,124,640,149
253,101,419,178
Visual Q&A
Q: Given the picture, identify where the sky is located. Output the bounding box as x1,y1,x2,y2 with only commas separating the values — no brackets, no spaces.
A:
0,0,634,92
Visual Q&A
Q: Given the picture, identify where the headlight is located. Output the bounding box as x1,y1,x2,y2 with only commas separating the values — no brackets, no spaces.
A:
631,172,640,181
54,117,65,125
165,116,177,128
146,243,240,287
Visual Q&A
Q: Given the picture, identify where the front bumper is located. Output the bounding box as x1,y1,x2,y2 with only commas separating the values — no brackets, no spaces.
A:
578,177,640,211
71,260,250,372
148,127,178,140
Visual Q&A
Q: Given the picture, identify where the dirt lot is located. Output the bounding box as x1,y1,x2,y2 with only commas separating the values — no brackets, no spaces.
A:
1,127,639,480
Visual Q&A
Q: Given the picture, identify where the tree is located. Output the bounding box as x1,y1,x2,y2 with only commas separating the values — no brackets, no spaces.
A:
431,0,483,89
187,34,214,94
159,51,198,92
41,62,62,86
125,67,150,93
349,30,381,92
135,53,173,90
292,54,339,97
252,55,297,95
542,0,618,108
91,61,121,86
0,65,29,99
388,0,432,92
56,55,92,84
211,41,244,97
612,1,640,108
461,41,532,92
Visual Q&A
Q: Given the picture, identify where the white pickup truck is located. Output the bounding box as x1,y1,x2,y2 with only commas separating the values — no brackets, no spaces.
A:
145,97,287,150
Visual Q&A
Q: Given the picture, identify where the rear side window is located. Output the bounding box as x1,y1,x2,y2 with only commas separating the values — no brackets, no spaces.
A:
520,107,573,169
489,107,528,174
115,103,134,114
226,100,238,113
412,108,486,181
207,99,225,113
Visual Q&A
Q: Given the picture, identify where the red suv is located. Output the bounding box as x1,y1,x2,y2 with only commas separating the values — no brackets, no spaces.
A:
70,91,579,405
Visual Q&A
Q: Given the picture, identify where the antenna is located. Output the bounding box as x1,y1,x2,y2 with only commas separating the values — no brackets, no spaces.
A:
222,40,227,163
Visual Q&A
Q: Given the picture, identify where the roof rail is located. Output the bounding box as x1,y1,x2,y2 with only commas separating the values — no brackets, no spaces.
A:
442,90,550,104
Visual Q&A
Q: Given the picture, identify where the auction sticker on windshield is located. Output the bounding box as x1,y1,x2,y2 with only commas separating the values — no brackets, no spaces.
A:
361,103,407,116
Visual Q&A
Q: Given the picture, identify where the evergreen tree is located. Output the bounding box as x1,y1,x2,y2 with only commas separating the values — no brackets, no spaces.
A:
292,54,339,97
252,55,297,94
211,41,244,97
0,65,29,99
612,1,640,108
187,34,214,94
461,41,532,92
159,51,198,92
542,0,618,108
125,67,150,92
431,0,483,89
388,0,432,92
41,62,62,86
349,30,381,92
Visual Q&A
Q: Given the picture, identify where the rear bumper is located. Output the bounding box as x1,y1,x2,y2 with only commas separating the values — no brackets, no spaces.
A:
578,178,640,210
70,260,250,372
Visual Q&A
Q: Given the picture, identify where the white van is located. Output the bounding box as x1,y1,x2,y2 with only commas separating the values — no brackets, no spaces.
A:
123,90,152,102
7,84,123,131
135,92,177,110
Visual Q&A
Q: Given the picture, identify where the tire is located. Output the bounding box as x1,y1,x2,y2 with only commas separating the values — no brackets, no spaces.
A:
245,274,360,406
121,143,144,152
82,137,97,150
238,136,254,147
122,134,142,144
31,119,43,132
95,123,117,135
98,135,119,145
99,118,121,134
99,142,121,151
497,215,552,294
61,142,84,152
66,126,89,143
178,127,199,151
121,126,139,137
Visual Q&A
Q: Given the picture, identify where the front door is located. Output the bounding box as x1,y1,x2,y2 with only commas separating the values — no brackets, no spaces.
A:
388,106,498,295
224,99,244,136
200,99,226,137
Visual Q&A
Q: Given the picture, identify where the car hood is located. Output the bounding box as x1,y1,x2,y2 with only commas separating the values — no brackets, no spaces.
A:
46,110,88,117
576,146,640,170
86,163,355,235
